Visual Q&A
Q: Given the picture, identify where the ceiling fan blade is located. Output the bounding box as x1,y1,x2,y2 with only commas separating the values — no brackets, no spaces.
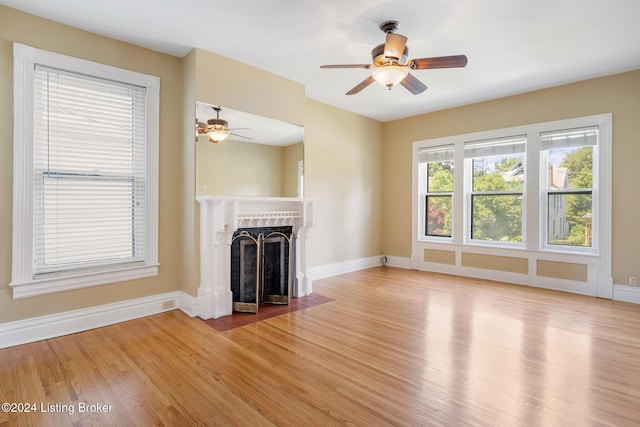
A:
400,73,428,95
410,55,468,69
384,33,408,61
229,132,253,140
346,76,375,95
320,64,372,69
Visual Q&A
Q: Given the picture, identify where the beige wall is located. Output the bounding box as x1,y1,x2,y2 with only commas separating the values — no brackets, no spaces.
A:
193,48,305,126
537,260,588,283
305,99,383,266
181,49,307,296
0,6,184,322
382,69,640,285
181,50,198,301
196,137,285,197
461,253,529,275
282,142,304,197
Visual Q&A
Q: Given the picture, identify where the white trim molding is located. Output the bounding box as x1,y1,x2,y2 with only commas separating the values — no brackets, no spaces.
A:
385,256,412,269
310,256,383,281
412,113,613,299
613,285,640,305
196,196,315,319
0,291,196,349
11,43,160,299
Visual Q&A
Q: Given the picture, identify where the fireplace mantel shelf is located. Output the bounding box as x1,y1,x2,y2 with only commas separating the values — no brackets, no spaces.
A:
196,196,315,319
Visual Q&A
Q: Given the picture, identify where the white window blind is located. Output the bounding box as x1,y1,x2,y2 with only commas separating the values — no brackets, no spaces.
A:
540,126,598,150
419,145,454,163
464,135,526,158
33,65,147,276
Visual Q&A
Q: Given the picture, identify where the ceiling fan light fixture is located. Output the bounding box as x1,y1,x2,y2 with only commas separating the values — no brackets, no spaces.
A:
208,128,229,143
372,65,408,90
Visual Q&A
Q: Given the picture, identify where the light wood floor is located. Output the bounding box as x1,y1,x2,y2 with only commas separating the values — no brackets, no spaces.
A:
2,267,640,426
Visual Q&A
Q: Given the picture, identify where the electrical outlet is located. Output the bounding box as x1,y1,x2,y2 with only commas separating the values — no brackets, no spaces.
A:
630,277,638,287
162,300,175,310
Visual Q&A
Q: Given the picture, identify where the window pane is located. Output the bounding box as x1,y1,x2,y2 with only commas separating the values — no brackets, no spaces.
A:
547,146,593,189
471,194,522,242
427,161,453,192
547,193,593,247
472,154,524,192
35,176,140,271
32,66,146,275
426,195,452,237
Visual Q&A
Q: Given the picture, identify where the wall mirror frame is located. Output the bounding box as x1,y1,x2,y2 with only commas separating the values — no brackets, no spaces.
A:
196,101,304,198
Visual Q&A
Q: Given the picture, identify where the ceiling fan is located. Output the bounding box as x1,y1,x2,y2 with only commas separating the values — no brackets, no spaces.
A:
320,20,468,95
196,106,252,143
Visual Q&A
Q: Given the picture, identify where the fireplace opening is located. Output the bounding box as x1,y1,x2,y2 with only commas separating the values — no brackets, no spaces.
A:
230,227,294,314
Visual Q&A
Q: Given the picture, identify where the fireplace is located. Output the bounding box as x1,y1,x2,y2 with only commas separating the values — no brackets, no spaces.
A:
196,196,314,319
231,226,294,313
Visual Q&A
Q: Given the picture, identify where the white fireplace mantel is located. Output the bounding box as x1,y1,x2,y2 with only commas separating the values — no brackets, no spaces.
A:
196,195,315,319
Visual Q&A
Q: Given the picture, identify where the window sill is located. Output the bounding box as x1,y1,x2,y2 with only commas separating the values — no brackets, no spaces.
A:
10,264,159,299
418,239,599,258
540,246,599,257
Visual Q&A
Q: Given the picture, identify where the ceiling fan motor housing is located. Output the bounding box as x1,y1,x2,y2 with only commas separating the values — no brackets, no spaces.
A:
207,118,228,129
379,20,400,34
372,43,408,67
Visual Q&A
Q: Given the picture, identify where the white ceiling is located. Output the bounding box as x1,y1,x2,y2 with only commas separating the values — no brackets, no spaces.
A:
3,0,640,122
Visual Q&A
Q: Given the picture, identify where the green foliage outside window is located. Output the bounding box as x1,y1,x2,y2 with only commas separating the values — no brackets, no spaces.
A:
423,146,593,245
426,162,453,236
549,147,593,246
471,155,524,242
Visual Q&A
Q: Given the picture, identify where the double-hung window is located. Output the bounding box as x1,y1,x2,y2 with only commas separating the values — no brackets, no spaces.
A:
540,126,598,250
11,44,159,298
419,145,454,239
464,136,526,244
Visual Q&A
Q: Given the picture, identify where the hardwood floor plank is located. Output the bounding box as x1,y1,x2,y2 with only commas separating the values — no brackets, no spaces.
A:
2,267,640,425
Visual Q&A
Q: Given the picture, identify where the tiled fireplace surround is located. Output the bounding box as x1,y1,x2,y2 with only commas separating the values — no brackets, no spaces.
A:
196,196,314,319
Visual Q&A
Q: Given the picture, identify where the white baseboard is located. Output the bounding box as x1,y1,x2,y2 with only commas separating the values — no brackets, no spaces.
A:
309,255,412,281
0,291,197,349
613,284,640,304
385,256,411,269
179,291,199,317
310,256,382,280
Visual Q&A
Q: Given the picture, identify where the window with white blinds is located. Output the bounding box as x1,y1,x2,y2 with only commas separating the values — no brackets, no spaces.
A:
33,66,147,275
11,43,159,298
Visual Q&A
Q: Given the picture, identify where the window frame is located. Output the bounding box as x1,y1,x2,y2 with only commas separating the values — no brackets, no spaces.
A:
464,136,527,247
539,127,599,254
418,145,455,241
413,113,611,253
11,43,160,299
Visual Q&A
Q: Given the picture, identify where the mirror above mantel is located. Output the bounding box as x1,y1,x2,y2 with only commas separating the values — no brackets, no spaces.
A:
196,101,304,198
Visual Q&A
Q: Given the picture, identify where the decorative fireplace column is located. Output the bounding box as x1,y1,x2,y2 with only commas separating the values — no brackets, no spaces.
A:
196,196,315,319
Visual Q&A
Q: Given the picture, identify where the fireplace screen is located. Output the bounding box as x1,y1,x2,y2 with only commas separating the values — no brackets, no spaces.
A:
230,227,294,313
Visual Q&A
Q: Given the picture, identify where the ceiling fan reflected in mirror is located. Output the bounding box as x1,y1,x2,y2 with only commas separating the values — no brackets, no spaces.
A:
320,20,468,95
196,106,252,143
